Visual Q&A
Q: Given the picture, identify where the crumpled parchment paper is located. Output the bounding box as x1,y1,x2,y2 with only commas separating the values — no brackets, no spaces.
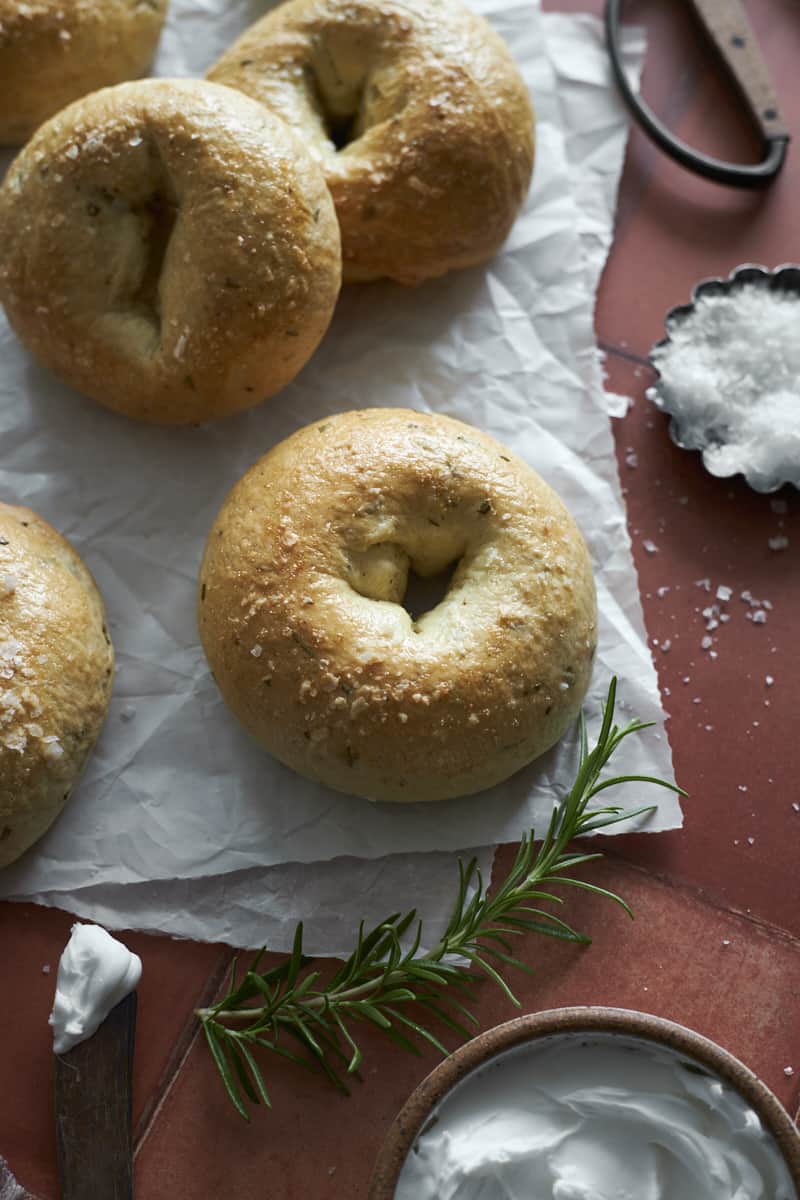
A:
0,2,673,952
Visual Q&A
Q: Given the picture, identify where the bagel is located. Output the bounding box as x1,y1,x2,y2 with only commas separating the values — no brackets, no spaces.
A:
198,409,596,803
0,0,168,146
0,78,342,425
208,0,535,285
0,502,113,868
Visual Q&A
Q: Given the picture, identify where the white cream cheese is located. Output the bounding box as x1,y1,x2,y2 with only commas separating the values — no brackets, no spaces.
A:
49,923,142,1055
395,1032,797,1200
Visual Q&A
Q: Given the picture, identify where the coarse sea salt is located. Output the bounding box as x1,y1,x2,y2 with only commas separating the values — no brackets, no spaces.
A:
651,285,800,490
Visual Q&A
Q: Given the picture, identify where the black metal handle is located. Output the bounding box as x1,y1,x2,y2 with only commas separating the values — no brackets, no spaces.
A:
605,0,789,189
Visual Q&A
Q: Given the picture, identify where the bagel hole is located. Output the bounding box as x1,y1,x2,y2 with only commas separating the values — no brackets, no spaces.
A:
305,50,367,152
327,112,360,151
402,559,461,622
130,189,179,323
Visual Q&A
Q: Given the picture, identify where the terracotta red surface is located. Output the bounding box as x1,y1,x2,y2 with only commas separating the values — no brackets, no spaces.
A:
1,1,799,1196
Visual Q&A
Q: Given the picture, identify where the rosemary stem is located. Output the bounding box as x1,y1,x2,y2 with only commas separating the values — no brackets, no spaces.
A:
198,859,560,1028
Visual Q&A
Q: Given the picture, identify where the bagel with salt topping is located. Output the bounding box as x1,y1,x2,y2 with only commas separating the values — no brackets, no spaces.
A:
0,0,168,146
0,78,342,425
0,502,113,868
208,0,535,285
198,409,596,803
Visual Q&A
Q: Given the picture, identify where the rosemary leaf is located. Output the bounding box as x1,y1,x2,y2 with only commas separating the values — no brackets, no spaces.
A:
195,677,685,1118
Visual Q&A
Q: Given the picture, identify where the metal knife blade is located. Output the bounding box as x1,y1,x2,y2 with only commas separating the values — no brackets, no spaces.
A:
54,992,137,1200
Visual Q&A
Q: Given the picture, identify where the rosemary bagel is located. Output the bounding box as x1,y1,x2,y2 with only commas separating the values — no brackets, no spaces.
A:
0,78,342,424
0,502,113,868
208,0,535,284
0,0,168,146
198,409,596,803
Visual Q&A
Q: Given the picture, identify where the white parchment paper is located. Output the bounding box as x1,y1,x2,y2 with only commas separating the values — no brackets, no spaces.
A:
0,3,676,951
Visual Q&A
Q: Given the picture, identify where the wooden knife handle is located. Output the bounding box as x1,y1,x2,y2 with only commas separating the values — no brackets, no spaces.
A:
690,0,789,140
55,993,137,1200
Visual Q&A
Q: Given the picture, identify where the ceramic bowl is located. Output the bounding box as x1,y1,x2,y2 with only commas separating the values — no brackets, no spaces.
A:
368,1006,800,1198
647,262,800,494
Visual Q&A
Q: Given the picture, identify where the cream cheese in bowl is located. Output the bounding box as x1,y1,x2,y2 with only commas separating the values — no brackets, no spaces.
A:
394,1030,798,1200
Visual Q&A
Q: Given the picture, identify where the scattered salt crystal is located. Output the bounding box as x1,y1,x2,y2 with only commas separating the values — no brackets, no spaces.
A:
120,704,136,721
42,739,63,761
128,135,143,148
738,785,748,792
762,599,773,611
766,675,774,687
625,452,638,468
747,837,755,846
792,802,800,813
642,539,658,554
709,650,718,659
722,940,730,947
784,1067,795,1078
719,613,730,623
752,610,767,625
660,639,672,652
656,586,670,598
701,635,713,649
695,578,711,591
251,644,263,658
42,963,51,973
768,535,789,551
682,676,690,684
704,724,714,732
692,697,701,704
716,585,732,601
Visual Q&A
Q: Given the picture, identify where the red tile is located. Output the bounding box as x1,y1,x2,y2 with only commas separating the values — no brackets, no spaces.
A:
0,902,231,1199
134,859,800,1199
598,352,800,937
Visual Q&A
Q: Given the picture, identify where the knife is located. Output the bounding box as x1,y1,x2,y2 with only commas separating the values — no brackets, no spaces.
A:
54,992,137,1200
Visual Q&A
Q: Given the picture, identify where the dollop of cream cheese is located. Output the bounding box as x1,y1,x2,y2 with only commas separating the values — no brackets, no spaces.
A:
395,1033,797,1200
49,923,142,1055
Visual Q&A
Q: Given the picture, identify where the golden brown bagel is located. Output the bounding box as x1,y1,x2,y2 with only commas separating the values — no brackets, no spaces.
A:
0,78,342,425
0,0,168,146
0,503,113,868
198,409,596,803
208,0,535,284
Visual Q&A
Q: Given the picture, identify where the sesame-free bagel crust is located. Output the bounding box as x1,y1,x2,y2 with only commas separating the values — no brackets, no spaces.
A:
0,0,168,146
0,503,113,867
209,0,534,284
0,79,342,424
198,409,596,803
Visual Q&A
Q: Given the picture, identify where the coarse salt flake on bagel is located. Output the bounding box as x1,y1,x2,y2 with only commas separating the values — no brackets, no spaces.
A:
208,0,535,285
198,409,596,803
0,502,113,868
0,0,169,146
0,78,342,425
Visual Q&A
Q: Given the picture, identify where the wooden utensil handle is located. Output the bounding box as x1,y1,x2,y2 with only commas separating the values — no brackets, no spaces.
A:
690,0,789,140
55,993,136,1200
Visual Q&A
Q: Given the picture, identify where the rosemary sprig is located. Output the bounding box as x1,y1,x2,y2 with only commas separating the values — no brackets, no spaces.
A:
197,678,684,1119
